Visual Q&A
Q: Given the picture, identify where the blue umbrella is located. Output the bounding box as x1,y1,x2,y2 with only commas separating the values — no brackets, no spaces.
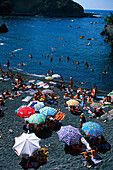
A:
39,107,57,117
33,102,44,111
82,122,103,137
57,125,82,145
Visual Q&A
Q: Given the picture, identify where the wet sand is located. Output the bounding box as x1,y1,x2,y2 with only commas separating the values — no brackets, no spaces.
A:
0,72,113,170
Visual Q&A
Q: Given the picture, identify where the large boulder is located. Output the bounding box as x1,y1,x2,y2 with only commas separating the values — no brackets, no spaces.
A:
0,24,8,33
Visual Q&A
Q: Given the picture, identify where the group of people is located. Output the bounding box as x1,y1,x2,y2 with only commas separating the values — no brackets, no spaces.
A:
24,117,61,133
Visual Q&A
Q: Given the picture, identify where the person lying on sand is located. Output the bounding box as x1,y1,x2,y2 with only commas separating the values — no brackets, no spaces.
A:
80,152,93,168
0,97,5,106
63,92,70,100
87,146,100,159
2,90,11,99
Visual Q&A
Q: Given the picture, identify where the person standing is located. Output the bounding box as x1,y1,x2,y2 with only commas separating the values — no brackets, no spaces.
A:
70,77,73,90
7,60,10,70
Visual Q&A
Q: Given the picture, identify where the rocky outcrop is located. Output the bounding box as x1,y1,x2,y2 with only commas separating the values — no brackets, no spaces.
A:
0,24,8,33
0,0,13,14
101,25,113,47
0,0,84,17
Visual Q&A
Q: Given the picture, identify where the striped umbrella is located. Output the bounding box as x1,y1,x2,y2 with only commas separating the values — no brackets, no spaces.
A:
66,99,79,107
57,125,82,145
90,103,101,109
39,106,57,117
108,92,113,99
82,122,103,137
28,114,46,125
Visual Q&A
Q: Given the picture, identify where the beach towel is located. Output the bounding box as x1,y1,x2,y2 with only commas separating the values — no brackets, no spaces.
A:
35,81,43,85
3,78,10,81
28,80,36,83
96,96,105,100
43,84,49,89
81,158,94,168
29,90,37,95
91,89,95,97
54,112,66,121
91,156,102,164
22,96,32,102
35,80,41,84
25,160,39,168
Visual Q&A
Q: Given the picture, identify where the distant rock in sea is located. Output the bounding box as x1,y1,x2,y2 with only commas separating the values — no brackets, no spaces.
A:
0,0,84,17
0,24,8,33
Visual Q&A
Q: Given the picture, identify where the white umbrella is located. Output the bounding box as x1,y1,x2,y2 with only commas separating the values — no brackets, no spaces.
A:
12,133,41,157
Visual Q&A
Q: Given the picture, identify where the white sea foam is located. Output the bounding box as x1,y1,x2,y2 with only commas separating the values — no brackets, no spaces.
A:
26,73,46,78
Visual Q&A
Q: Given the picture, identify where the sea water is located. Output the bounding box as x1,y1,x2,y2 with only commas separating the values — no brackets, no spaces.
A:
0,9,113,92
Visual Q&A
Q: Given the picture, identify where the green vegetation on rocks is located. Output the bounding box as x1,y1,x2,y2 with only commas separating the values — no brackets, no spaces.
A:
104,12,113,25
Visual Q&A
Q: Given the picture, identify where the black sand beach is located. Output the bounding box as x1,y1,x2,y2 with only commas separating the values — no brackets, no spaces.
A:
0,71,113,170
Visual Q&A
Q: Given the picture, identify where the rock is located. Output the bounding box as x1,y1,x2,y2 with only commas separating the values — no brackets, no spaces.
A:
100,31,106,36
9,129,14,133
0,24,8,33
101,24,113,47
0,109,5,117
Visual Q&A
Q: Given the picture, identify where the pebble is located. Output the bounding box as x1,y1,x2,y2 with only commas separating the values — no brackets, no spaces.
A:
9,129,14,133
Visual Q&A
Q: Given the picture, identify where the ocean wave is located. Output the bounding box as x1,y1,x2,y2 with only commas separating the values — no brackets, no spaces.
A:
26,73,46,78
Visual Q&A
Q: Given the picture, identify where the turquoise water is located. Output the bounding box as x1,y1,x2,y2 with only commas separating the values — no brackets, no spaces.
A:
0,10,113,92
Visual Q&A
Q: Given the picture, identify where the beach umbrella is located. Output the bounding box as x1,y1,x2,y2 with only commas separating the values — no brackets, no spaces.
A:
57,125,82,145
82,122,103,137
39,106,57,117
27,101,39,107
108,92,113,99
66,99,79,107
52,74,61,79
42,89,54,94
17,106,35,118
28,114,46,125
32,102,44,111
90,103,101,109
12,133,41,157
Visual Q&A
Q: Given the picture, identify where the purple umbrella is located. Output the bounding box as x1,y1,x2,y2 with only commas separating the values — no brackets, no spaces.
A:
57,125,82,145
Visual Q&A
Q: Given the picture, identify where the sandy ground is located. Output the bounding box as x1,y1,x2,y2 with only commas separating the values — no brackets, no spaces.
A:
0,72,113,170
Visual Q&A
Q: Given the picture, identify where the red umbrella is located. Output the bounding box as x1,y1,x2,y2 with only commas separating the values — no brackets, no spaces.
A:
17,106,35,118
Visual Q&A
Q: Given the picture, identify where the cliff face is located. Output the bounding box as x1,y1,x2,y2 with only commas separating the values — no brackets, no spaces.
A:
0,0,84,17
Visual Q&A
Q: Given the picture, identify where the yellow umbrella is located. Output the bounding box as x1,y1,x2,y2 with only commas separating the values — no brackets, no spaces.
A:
66,100,79,107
